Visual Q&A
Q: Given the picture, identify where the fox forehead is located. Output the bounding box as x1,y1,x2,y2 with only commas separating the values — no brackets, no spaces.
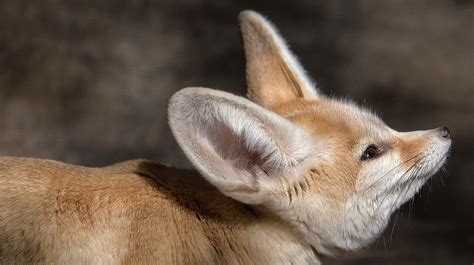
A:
272,98,389,145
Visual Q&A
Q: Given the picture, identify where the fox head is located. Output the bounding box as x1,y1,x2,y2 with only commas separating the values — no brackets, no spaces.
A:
168,11,451,254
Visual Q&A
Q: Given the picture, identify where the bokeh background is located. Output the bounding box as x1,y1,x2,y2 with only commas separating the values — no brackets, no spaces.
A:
0,1,473,264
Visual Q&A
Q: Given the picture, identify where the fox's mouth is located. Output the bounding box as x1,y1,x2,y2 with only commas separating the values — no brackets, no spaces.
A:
395,144,450,200
423,142,451,178
426,152,449,177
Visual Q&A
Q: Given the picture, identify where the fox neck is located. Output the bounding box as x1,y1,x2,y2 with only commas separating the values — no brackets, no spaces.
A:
229,218,320,264
137,161,320,264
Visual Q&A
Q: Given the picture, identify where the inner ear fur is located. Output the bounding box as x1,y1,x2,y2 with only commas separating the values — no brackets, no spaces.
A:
239,10,319,108
168,87,315,204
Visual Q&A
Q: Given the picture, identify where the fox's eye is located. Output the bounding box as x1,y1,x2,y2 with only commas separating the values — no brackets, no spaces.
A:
361,145,379,161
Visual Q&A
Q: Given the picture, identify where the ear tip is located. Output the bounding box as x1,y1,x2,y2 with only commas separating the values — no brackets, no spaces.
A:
170,86,203,101
168,87,199,116
239,10,266,26
168,87,222,115
168,87,207,145
239,10,260,20
169,87,190,106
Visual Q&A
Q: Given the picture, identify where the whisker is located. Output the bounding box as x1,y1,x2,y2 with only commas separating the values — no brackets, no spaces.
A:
361,154,427,237
371,157,424,218
359,153,423,197
342,153,424,237
389,210,399,242
385,157,427,216
382,235,387,252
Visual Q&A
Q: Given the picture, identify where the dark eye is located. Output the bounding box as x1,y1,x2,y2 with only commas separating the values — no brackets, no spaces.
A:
361,145,379,161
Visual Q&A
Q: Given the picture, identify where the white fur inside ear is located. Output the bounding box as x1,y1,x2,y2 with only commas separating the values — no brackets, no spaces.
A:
168,87,315,204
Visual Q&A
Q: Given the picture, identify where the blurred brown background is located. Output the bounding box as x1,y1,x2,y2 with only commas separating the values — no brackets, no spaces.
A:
0,0,473,264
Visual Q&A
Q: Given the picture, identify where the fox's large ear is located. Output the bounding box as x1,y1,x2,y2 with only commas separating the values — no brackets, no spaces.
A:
239,10,319,108
169,87,315,204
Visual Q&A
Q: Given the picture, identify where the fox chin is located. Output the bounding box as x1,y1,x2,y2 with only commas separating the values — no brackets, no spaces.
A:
0,10,451,265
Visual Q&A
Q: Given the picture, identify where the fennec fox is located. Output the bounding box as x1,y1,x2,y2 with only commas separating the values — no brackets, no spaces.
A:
0,10,451,265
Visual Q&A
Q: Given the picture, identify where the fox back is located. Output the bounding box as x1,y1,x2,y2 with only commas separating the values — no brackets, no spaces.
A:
0,10,451,265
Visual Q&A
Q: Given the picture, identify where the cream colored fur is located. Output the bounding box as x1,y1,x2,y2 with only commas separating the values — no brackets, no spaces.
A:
0,10,451,264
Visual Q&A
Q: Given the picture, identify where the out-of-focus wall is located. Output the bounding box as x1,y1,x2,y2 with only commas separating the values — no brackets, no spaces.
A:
0,1,473,264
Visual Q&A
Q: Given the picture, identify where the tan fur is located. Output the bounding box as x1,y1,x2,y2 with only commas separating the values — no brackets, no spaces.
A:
395,137,429,167
0,157,315,264
240,11,317,107
273,99,363,202
0,10,449,264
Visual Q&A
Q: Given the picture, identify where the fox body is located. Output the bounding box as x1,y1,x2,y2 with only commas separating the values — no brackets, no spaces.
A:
0,11,451,265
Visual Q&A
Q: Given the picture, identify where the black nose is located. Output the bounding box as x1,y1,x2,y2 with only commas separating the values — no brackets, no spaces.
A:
438,126,451,139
